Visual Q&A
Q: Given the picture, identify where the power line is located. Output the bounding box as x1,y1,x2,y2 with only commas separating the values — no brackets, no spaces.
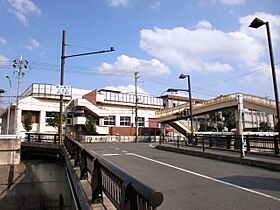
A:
197,63,280,91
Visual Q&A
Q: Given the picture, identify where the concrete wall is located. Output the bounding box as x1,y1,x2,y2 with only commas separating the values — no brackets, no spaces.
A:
0,135,21,165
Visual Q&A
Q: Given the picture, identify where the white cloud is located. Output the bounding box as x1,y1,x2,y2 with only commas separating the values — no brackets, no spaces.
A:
109,0,129,7
239,12,280,46
8,0,41,24
219,0,246,5
102,85,149,95
150,0,160,9
0,54,9,67
97,55,170,76
0,37,7,44
197,20,212,29
26,38,40,50
140,25,264,73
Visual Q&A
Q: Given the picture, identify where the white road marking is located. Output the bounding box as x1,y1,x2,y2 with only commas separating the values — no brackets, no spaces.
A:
130,153,280,202
115,148,120,150
102,154,121,157
122,150,128,153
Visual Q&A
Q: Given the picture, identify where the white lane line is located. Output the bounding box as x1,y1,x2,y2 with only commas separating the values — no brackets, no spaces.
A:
130,153,280,202
115,148,120,151
102,154,122,157
122,150,128,153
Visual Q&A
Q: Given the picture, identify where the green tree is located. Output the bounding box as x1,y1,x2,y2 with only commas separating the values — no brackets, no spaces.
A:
199,121,208,131
47,113,65,130
222,109,236,131
22,112,33,132
85,115,96,134
259,122,272,132
217,123,224,132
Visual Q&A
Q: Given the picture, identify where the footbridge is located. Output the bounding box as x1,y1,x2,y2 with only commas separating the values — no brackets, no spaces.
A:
156,93,276,135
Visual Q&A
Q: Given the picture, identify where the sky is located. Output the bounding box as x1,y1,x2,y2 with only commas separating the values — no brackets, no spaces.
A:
0,0,280,107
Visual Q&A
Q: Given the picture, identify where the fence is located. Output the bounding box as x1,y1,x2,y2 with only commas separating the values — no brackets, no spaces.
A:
25,133,59,144
64,136,163,210
160,134,280,155
83,135,160,143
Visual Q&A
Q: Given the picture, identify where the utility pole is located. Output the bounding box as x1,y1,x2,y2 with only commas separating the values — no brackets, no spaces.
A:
58,30,115,146
13,55,28,134
134,71,140,143
6,76,12,134
59,30,66,147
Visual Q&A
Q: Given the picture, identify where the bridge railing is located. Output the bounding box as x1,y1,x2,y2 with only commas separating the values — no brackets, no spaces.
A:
25,133,59,144
64,136,164,210
160,134,279,155
156,93,276,121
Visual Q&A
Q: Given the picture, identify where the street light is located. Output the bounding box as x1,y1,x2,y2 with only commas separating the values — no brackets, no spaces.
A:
6,76,12,134
249,17,280,154
166,74,194,143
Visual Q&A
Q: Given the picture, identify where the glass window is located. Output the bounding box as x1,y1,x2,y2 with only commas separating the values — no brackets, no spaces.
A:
22,111,40,123
104,116,115,126
45,112,59,125
120,116,131,126
137,117,145,127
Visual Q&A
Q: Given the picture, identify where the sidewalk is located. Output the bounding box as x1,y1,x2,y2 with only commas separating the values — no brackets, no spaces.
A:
156,143,280,172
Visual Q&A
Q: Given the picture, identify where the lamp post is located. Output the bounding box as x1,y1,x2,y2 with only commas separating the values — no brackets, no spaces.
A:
179,74,194,142
6,76,12,134
59,30,115,146
166,74,194,142
249,18,279,154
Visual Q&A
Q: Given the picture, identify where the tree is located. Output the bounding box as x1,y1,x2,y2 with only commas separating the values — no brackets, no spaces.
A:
199,121,207,131
259,122,272,132
22,111,32,132
85,115,96,134
222,109,236,131
47,113,65,130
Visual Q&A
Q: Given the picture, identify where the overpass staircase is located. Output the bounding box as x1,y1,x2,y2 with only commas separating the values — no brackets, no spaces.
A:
169,120,192,136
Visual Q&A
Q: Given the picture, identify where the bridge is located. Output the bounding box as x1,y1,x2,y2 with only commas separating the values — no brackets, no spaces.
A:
1,133,280,209
155,93,277,135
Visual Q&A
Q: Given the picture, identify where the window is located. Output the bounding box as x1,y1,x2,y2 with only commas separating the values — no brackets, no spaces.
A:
137,117,145,127
45,112,59,125
104,116,115,126
22,111,40,123
66,113,72,125
120,116,131,126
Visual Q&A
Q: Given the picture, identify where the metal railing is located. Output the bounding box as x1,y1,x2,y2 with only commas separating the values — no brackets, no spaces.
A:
25,133,59,144
160,134,280,155
64,136,164,210
156,93,276,120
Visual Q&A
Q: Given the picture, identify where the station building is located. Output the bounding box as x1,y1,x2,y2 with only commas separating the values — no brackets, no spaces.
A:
0,83,275,137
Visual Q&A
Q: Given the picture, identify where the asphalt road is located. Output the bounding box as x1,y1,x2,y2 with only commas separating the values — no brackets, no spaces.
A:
83,142,280,210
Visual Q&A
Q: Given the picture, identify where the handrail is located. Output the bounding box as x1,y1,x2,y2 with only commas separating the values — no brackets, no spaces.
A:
156,93,276,120
25,133,59,144
64,136,164,210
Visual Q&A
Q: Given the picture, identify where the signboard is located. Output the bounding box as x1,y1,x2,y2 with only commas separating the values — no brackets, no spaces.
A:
53,85,71,96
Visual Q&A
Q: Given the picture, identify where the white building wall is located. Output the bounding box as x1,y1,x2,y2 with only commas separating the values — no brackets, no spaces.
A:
98,104,157,128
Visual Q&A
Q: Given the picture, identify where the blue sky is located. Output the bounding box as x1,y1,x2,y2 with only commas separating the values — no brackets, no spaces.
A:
0,0,280,106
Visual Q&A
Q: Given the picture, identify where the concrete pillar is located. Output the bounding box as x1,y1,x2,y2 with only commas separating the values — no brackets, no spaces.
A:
15,109,22,135
235,109,243,135
39,111,46,133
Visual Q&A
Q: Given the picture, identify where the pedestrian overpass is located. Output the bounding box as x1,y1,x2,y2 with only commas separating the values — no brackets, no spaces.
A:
156,93,276,135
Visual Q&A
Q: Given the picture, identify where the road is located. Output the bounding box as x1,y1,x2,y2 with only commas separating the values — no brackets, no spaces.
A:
83,142,280,210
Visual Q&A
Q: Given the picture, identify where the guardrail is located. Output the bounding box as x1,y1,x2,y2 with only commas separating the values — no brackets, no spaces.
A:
160,134,280,155
64,136,164,210
25,133,59,144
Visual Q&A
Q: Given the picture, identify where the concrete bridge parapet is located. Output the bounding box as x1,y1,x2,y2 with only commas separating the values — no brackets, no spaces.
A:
0,135,21,165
